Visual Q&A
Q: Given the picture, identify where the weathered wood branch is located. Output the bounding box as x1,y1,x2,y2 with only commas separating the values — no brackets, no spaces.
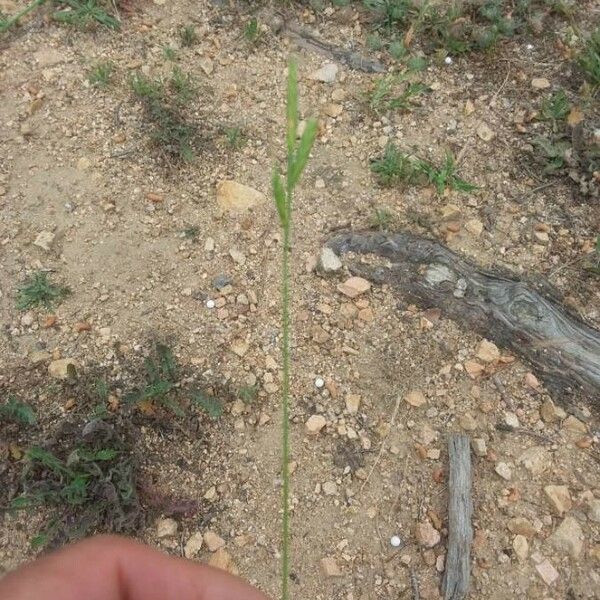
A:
443,435,473,600
327,232,600,402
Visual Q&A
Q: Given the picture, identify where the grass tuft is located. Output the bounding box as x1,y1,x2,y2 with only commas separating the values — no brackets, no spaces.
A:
179,24,197,47
17,271,70,311
87,61,113,87
578,26,600,88
0,396,36,426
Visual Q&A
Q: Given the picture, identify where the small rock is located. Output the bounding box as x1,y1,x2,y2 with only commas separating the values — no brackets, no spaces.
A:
30,350,51,365
531,77,551,89
465,219,484,237
229,249,246,265
471,438,487,457
464,360,484,378
320,556,342,577
318,247,342,273
156,518,178,538
415,521,441,548
216,180,266,213
337,277,371,298
513,535,529,561
208,548,238,575
535,558,559,585
586,499,600,523
322,103,343,118
33,231,55,252
48,358,77,379
199,57,214,75
534,231,549,244
540,398,566,423
476,123,495,142
184,532,204,558
405,389,427,407
230,339,249,357
310,63,338,84
20,313,34,327
204,237,215,252
345,394,361,414
495,462,512,481
323,481,337,496
204,531,226,552
507,517,537,538
524,372,540,390
544,485,572,516
305,414,327,434
549,516,583,559
331,88,345,102
476,339,500,363
504,412,520,428
517,445,550,476
440,204,461,220
562,415,587,433
459,413,477,431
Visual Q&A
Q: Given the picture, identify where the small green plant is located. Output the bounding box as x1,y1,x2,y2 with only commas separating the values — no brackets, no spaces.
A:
224,126,246,149
578,26,600,88
191,392,223,419
538,89,570,127
131,69,197,162
17,271,70,311
244,17,262,43
533,135,570,174
162,45,177,61
370,142,420,186
238,384,257,404
0,396,36,426
367,73,429,114
272,58,317,600
183,226,200,240
52,0,119,29
179,24,197,47
10,437,140,547
419,152,478,194
87,61,113,87
371,207,395,230
126,343,184,416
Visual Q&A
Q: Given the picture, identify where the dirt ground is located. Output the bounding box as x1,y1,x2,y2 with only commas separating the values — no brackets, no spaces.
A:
1,1,600,598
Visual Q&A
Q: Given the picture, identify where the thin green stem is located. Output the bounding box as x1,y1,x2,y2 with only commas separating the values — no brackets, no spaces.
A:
0,0,45,33
281,181,292,600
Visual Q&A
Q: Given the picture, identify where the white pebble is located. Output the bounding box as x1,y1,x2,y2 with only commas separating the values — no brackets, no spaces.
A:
390,535,402,547
314,377,325,389
526,43,534,50
444,56,453,65
206,299,215,309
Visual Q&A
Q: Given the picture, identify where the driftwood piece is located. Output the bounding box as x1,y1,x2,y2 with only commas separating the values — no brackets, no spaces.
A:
327,232,600,402
443,435,472,600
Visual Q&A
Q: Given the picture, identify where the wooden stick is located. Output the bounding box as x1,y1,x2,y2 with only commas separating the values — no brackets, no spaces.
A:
442,434,473,600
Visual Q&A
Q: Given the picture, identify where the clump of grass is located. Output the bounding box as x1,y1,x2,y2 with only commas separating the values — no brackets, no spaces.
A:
17,271,70,311
370,142,421,186
371,143,476,194
0,396,36,426
10,434,140,548
179,24,197,47
223,125,246,149
272,58,317,600
244,17,262,44
87,61,113,87
578,26,600,88
52,0,119,29
370,207,395,230
162,45,178,61
238,384,257,404
130,68,197,162
191,392,223,419
367,73,429,114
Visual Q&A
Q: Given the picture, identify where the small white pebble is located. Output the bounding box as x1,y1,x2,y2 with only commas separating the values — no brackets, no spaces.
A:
390,535,402,547
206,299,215,309
526,43,534,50
314,377,325,389
444,56,453,65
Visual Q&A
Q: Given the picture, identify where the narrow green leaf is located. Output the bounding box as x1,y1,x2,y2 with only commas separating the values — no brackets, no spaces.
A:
191,392,223,419
272,168,288,226
286,59,298,156
288,118,318,188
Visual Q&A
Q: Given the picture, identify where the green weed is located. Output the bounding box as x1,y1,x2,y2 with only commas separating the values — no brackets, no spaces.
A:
370,207,395,230
224,126,246,149
578,26,600,88
244,17,262,44
368,74,429,114
272,58,317,600
238,384,257,404
191,392,223,419
162,45,178,61
370,143,420,186
179,24,197,47
533,135,570,174
183,226,200,240
17,271,70,311
52,0,119,29
0,396,36,426
131,69,197,162
419,153,478,194
538,89,570,126
87,61,113,87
